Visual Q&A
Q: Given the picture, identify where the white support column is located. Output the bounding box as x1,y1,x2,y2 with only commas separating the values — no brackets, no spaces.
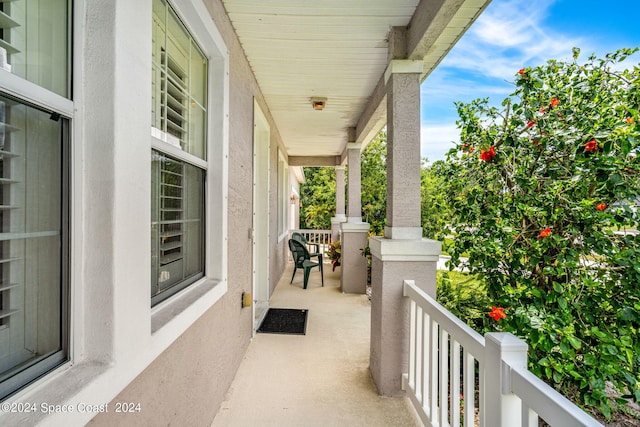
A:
369,28,441,396
346,143,363,223
384,60,423,240
340,135,369,294
330,166,346,243
484,333,529,427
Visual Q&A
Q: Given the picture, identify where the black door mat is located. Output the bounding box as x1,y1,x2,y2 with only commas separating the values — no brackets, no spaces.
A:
258,308,308,335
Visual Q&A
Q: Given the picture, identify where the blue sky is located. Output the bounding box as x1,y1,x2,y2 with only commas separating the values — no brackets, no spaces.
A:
420,0,640,162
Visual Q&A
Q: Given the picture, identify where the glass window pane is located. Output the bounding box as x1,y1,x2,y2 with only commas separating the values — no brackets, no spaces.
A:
166,9,189,70
0,94,67,400
151,151,204,305
190,41,207,106
151,0,207,160
0,0,71,98
151,2,167,132
188,104,206,159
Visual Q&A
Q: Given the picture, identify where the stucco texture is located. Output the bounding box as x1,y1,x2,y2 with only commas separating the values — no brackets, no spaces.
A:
89,0,287,425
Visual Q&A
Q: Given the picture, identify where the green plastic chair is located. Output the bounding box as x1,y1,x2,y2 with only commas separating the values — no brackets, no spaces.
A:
289,239,324,289
291,232,323,265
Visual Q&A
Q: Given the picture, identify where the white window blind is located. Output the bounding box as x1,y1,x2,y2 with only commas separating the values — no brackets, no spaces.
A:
0,0,70,98
0,95,67,401
152,0,207,160
0,0,70,401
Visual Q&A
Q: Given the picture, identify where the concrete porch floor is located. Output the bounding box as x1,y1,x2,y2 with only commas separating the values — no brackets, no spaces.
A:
211,263,421,427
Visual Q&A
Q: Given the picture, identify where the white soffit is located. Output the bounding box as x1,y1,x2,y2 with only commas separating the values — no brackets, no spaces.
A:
222,0,489,159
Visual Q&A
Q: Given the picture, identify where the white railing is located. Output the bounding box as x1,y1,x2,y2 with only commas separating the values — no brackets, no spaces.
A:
402,279,603,427
290,229,332,260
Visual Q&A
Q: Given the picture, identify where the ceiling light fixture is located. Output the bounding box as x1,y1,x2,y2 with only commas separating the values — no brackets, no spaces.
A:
311,97,327,110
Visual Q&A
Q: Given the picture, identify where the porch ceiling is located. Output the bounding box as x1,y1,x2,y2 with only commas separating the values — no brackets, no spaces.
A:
221,0,490,163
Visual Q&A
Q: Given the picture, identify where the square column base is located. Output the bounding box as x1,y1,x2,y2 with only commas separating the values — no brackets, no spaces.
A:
331,215,347,243
369,237,441,397
340,222,370,294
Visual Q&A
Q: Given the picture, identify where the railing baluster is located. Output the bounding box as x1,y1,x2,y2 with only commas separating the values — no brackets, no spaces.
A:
522,403,538,427
478,358,485,427
440,329,449,427
430,318,438,422
463,349,474,427
450,339,461,426
408,299,417,392
421,310,429,417
415,305,423,405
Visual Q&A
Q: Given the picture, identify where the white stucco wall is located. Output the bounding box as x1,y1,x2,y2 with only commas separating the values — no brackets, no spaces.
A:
0,0,288,425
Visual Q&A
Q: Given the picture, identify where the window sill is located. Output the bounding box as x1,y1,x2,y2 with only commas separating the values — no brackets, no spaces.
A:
151,277,227,334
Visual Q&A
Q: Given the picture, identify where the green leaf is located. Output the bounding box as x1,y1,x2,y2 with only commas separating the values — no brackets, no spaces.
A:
558,297,568,310
622,371,637,385
553,370,564,383
620,335,633,347
568,336,582,350
620,306,638,322
584,354,597,366
572,47,581,59
599,403,612,420
621,138,631,155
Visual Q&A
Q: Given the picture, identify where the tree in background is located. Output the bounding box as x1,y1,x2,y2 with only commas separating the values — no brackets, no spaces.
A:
360,132,387,235
299,131,451,238
298,132,389,233
442,48,640,418
299,167,335,229
421,159,451,240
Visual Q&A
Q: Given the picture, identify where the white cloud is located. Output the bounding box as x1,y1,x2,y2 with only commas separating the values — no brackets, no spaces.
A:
420,0,587,161
443,0,583,79
420,124,460,161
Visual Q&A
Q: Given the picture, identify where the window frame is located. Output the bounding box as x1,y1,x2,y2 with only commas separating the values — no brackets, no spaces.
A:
0,0,72,401
277,149,289,241
0,0,229,421
149,0,229,329
150,0,210,307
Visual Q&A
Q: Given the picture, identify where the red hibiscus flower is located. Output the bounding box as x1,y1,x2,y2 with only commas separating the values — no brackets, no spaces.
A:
596,203,607,211
479,146,496,162
550,98,560,108
538,228,551,239
526,120,535,128
488,307,506,321
518,68,525,75
584,139,598,152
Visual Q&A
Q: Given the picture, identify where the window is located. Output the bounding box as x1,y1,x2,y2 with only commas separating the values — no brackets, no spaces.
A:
151,0,207,305
0,0,71,98
0,0,70,401
151,151,204,304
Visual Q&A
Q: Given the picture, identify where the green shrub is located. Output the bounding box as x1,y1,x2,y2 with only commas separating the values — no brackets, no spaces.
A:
436,271,489,331
442,48,640,419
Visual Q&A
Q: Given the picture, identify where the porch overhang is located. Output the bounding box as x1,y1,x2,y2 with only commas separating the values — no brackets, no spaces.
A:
222,0,491,161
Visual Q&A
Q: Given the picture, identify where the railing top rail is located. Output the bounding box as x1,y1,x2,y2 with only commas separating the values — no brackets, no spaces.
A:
290,230,332,243
403,279,485,358
509,365,604,426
